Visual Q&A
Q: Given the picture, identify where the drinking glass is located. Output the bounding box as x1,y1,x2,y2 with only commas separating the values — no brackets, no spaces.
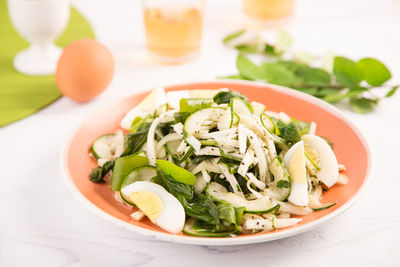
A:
142,0,204,64
8,0,70,75
243,0,295,27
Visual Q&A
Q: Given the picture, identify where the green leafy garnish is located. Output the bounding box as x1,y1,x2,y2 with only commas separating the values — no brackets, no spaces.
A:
333,56,363,87
155,164,243,232
386,86,399,98
121,122,151,156
89,160,114,184
223,29,245,44
222,31,399,113
356,58,391,86
273,119,301,146
179,98,213,113
349,97,378,114
213,90,248,104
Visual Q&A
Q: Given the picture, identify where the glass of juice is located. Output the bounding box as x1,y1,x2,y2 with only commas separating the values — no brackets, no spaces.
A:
243,0,295,27
142,0,204,64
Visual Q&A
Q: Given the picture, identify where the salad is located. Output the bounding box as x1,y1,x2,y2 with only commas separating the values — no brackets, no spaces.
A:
88,87,347,237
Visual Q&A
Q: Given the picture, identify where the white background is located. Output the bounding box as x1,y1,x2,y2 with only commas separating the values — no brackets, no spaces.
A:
1,0,400,266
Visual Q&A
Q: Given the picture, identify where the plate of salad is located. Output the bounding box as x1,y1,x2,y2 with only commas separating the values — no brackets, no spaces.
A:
61,80,371,245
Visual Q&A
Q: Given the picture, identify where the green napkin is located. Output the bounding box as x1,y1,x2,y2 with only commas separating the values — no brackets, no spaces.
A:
0,0,95,127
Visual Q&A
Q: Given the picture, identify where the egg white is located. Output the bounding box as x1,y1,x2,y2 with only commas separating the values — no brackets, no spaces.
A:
302,134,339,188
284,141,309,206
121,181,185,234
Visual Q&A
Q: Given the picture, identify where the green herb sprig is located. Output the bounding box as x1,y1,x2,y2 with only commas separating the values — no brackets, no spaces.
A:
222,30,398,113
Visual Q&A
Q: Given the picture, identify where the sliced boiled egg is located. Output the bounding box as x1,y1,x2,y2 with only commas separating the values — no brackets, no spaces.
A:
120,87,167,130
302,134,339,188
121,181,185,234
167,89,223,109
283,141,309,206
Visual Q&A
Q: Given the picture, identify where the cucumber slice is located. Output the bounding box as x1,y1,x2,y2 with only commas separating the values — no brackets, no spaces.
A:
183,219,235,237
166,139,194,163
91,134,116,160
120,165,157,189
267,157,291,201
111,155,149,191
120,165,157,206
231,98,252,115
183,108,225,137
206,182,279,214
260,113,280,136
312,202,337,211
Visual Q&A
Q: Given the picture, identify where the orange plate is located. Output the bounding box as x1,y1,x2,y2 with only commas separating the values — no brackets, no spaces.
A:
61,81,371,246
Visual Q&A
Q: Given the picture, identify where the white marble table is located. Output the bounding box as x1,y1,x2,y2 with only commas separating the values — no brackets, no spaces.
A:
1,0,400,266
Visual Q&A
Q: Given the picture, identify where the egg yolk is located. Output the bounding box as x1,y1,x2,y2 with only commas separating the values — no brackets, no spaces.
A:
288,144,307,183
127,191,163,223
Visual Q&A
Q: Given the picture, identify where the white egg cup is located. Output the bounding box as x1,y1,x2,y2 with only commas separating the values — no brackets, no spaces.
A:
8,0,70,76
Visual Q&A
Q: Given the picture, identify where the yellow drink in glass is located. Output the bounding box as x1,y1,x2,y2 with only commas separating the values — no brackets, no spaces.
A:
243,0,295,25
142,0,204,64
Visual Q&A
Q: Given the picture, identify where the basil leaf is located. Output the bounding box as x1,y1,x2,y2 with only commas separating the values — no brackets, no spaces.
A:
219,74,252,80
223,29,245,44
121,122,151,156
386,86,399,98
236,53,268,80
89,160,115,184
333,56,363,87
156,166,220,224
293,65,331,86
184,194,220,224
275,120,301,145
349,97,377,114
323,87,368,103
313,87,342,98
235,43,260,53
264,44,280,56
277,61,331,87
213,90,248,104
357,58,391,86
173,112,190,123
218,203,237,226
262,62,302,86
179,98,213,113
292,119,310,135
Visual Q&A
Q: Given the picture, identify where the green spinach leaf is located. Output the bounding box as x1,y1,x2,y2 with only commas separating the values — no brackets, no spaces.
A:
89,160,115,184
350,97,378,114
223,29,245,44
386,86,399,98
357,58,391,86
213,89,248,104
121,122,151,156
333,56,363,87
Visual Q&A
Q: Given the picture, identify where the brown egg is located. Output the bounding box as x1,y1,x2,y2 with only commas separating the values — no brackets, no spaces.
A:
56,39,115,102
